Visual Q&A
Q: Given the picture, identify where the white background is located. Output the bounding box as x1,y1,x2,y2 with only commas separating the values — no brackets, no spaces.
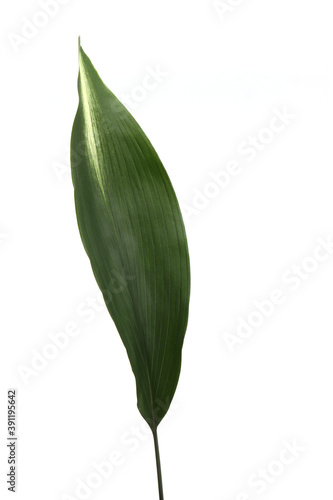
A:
1,1,333,499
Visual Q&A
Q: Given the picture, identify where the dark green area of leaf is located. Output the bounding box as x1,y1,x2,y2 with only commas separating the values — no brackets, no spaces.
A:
70,42,190,429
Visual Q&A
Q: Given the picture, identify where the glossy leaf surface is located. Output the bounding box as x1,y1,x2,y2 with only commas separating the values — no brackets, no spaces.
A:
70,42,190,429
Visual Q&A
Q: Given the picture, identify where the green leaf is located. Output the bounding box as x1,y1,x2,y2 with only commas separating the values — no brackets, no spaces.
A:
70,41,190,431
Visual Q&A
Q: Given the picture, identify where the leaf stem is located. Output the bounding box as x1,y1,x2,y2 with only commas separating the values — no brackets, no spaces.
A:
152,427,164,500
